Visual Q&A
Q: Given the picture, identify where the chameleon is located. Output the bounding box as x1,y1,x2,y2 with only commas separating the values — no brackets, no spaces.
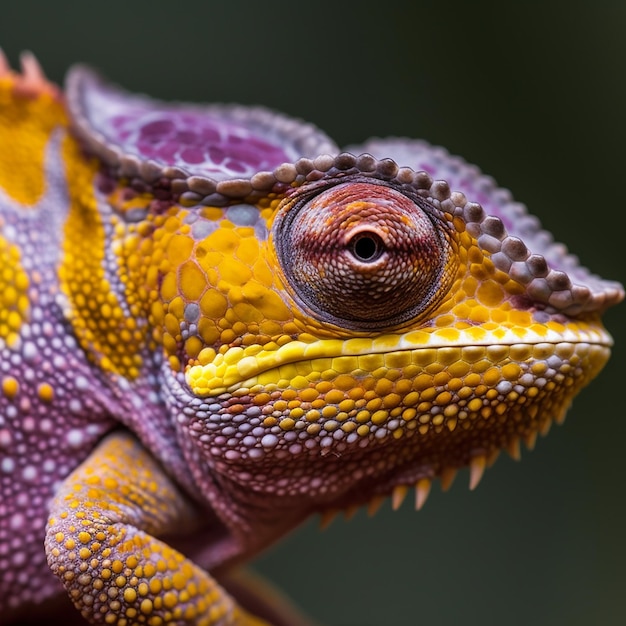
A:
0,50,623,626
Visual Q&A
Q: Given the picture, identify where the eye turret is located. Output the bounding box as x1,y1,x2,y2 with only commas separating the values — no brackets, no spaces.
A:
273,180,457,329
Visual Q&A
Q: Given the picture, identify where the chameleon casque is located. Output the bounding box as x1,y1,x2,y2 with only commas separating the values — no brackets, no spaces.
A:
0,51,623,626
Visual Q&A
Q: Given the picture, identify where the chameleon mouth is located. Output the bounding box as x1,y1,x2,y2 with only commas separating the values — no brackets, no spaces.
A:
185,324,613,397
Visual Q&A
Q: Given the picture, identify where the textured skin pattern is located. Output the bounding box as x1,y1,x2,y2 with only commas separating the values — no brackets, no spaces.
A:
0,52,623,625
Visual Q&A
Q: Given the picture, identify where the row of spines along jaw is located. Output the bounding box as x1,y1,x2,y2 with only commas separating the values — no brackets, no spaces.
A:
318,423,551,530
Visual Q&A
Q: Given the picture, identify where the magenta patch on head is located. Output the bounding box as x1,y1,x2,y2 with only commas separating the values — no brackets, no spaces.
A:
110,111,291,178
69,67,339,184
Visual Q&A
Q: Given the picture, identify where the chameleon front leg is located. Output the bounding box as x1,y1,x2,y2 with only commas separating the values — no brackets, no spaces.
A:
45,431,269,626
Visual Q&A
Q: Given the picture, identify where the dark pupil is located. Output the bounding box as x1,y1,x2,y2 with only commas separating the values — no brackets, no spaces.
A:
349,233,383,262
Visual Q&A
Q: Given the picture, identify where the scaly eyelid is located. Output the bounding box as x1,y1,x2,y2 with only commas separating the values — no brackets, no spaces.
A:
271,178,458,330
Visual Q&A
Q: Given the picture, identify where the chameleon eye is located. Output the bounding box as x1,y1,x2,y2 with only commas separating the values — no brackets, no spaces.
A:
274,180,457,328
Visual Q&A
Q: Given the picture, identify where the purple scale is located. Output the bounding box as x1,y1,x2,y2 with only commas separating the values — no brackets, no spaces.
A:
224,158,249,174
175,130,200,145
155,142,180,162
231,135,246,145
200,127,221,142
209,146,225,165
228,146,264,168
139,119,175,137
180,147,207,165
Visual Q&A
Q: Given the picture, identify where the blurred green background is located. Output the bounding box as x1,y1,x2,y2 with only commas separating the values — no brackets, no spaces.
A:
2,2,624,625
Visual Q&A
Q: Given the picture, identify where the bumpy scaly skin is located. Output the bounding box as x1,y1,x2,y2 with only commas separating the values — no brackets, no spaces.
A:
0,51,623,625
46,433,268,626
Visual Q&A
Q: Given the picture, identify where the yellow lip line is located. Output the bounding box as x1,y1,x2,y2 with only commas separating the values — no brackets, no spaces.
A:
185,325,612,396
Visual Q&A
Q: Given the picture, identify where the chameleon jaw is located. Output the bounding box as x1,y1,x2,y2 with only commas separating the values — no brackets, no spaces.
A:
177,326,612,525
318,411,566,531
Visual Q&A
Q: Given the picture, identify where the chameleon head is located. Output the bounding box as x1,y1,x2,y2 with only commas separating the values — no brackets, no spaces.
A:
167,165,620,513
64,67,623,519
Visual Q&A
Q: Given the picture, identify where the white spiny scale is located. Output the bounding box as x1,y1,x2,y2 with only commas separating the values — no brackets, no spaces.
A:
487,449,500,467
319,509,338,530
414,478,431,510
440,466,457,492
469,455,486,491
506,437,522,461
540,418,552,436
343,505,359,521
555,408,568,425
367,495,386,517
391,484,409,511
524,430,538,451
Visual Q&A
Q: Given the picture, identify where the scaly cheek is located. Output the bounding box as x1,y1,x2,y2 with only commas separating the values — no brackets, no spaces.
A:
135,200,302,373
182,336,610,493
